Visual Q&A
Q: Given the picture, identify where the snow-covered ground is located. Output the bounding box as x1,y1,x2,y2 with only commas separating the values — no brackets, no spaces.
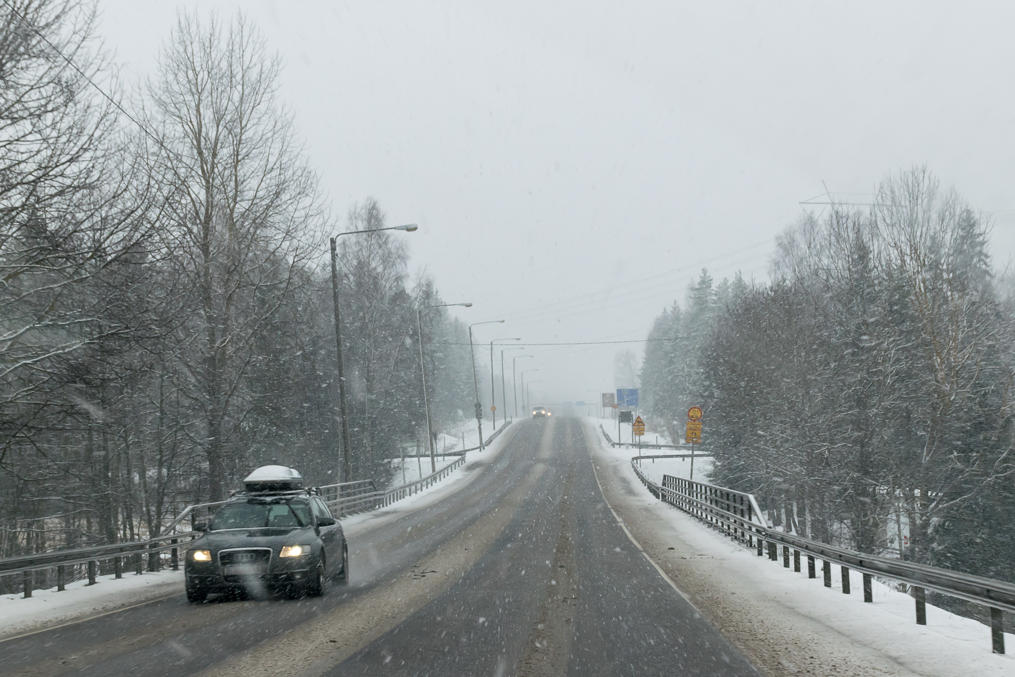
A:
5,415,1011,675
0,569,183,641
589,420,1014,676
0,420,517,641
590,414,716,484
383,416,514,489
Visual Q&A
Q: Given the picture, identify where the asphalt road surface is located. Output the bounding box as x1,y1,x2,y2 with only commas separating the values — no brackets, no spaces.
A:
1,418,760,676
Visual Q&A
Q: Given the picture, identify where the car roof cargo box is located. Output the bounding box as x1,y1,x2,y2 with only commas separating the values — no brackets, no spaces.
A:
243,465,304,493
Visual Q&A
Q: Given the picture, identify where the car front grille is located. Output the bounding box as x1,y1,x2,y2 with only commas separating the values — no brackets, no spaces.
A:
219,548,271,570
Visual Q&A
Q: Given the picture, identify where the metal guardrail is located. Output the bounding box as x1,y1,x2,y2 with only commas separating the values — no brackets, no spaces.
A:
0,533,193,600
319,420,514,516
0,421,518,602
600,423,709,453
629,453,1015,655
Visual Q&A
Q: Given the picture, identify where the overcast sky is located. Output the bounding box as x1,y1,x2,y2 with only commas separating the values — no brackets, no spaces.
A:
97,0,1015,409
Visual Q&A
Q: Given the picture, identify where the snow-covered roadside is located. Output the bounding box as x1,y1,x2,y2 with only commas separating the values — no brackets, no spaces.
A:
343,420,516,534
384,416,514,488
587,419,1014,677
0,422,519,641
0,569,183,641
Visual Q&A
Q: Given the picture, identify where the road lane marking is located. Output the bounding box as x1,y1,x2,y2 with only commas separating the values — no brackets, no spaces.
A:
583,424,704,613
0,591,180,645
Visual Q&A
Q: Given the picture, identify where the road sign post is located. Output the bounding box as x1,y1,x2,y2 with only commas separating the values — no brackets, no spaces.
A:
686,406,703,480
633,415,645,452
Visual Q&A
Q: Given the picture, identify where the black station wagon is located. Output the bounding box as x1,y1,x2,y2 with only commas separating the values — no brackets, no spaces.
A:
184,466,348,601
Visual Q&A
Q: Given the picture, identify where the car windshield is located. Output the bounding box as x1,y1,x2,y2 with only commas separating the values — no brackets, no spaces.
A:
210,499,310,530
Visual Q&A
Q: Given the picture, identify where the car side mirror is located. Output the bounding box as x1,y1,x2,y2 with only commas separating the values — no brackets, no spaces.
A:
192,520,208,532
317,516,336,527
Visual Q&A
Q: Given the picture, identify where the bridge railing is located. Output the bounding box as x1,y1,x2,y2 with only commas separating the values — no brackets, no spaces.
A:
629,453,1015,655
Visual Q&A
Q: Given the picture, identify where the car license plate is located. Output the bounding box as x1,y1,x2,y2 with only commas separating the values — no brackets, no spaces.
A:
223,562,266,576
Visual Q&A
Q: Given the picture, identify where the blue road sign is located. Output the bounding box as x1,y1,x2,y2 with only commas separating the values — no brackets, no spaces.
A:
616,388,639,407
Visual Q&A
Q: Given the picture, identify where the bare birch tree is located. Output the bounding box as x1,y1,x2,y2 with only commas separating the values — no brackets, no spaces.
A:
144,12,322,499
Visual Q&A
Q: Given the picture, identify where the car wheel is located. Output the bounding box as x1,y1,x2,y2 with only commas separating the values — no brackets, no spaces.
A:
336,542,349,584
306,559,326,597
185,580,207,603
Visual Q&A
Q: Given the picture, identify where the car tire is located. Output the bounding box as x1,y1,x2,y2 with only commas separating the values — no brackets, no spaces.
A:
185,580,207,603
336,542,349,585
306,559,326,597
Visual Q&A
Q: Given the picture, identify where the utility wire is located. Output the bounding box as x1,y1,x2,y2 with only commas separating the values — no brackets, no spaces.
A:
435,338,677,347
3,0,174,156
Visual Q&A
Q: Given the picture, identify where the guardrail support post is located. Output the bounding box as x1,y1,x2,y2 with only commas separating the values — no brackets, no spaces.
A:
990,607,1004,654
807,555,816,579
22,570,32,598
782,545,790,568
114,556,122,579
841,566,850,594
57,564,66,591
171,539,179,571
768,541,777,561
135,552,143,575
793,549,800,573
148,543,159,572
756,537,763,556
822,560,831,588
914,586,926,625
87,559,97,585
863,573,872,602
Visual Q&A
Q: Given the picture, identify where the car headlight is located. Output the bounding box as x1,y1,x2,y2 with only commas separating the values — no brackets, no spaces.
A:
191,549,212,562
279,545,306,558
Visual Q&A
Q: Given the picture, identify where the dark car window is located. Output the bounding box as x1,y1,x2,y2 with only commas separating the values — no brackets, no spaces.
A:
311,498,334,523
211,499,311,530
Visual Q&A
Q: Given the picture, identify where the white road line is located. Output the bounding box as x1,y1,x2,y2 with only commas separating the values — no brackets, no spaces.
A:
0,591,179,644
585,426,704,612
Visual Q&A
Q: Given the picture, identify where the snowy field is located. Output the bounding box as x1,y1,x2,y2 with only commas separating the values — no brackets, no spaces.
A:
590,420,1015,676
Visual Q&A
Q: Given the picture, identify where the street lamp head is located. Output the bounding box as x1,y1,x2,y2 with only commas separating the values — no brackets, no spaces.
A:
463,302,473,307
397,223,419,232
470,319,505,328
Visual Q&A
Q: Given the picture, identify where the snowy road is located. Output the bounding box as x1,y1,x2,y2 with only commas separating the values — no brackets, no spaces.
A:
2,418,758,676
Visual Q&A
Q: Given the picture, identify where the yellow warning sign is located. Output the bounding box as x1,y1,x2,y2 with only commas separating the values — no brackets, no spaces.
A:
633,416,646,436
686,420,702,444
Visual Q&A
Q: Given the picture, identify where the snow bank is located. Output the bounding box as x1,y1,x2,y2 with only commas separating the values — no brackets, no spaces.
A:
589,420,1014,676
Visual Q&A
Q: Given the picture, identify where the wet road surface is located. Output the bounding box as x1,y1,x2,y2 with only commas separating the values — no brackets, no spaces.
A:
1,418,759,676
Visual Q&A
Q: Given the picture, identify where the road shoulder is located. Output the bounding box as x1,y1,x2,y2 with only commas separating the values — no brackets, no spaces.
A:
584,421,1014,677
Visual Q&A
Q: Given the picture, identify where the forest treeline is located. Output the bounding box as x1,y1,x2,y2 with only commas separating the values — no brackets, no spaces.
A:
641,169,1015,582
0,2,475,556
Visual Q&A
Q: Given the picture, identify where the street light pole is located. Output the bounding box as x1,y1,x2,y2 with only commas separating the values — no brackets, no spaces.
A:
417,301,471,473
331,222,417,482
501,347,524,422
489,338,520,430
468,320,504,451
520,369,541,415
512,354,532,419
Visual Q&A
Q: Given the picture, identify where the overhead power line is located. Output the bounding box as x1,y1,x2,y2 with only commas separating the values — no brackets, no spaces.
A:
436,338,677,347
3,0,174,155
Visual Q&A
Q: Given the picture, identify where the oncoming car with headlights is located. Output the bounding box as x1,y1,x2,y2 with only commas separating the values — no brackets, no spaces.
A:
184,465,347,602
